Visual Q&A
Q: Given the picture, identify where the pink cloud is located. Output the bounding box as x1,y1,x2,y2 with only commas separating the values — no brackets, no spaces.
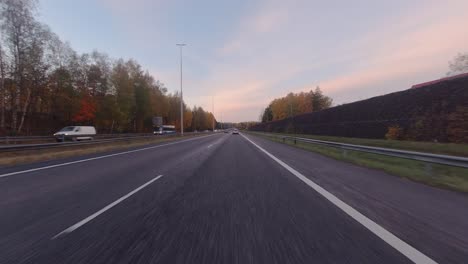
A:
188,63,304,121
316,4,468,97
153,0,468,122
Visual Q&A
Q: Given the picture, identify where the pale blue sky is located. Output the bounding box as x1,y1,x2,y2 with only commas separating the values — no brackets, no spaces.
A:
39,0,468,122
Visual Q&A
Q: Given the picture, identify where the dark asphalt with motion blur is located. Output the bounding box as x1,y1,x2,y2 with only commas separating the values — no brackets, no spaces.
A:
0,133,467,263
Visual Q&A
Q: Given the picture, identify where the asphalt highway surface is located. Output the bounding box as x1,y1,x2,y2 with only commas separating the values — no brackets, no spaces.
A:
1,133,467,264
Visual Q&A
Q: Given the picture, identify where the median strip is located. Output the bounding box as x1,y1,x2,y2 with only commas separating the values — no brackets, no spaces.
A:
0,134,216,179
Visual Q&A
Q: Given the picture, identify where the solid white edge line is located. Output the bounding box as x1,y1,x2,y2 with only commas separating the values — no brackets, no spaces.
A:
240,134,437,264
52,175,164,240
0,134,217,179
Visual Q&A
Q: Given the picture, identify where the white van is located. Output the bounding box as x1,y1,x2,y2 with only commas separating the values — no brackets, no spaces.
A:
53,126,96,142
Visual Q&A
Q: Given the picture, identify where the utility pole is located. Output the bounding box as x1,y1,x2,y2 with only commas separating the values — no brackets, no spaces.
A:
176,44,186,135
0,45,5,129
212,96,215,131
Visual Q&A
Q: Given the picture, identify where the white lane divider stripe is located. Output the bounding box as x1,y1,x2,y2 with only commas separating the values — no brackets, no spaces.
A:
207,136,227,149
0,134,217,179
52,175,164,239
241,134,437,264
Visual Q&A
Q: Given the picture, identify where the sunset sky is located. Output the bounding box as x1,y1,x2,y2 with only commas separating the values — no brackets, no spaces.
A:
39,0,468,122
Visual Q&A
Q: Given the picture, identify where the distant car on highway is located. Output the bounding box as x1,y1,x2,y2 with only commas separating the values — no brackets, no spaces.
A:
232,129,239,135
53,126,96,142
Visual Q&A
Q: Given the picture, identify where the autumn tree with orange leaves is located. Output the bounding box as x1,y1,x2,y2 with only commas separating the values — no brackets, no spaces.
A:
261,87,332,122
0,0,218,135
72,96,96,124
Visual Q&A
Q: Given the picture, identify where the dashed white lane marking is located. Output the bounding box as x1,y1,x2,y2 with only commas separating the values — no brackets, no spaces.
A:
207,136,227,149
52,175,164,239
0,135,217,179
241,134,437,264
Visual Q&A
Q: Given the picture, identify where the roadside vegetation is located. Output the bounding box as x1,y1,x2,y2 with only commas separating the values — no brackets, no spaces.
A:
260,87,332,123
0,0,215,136
250,132,468,193
252,132,468,157
254,68,468,144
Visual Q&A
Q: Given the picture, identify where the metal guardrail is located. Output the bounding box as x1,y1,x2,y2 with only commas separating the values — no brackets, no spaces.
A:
0,136,51,140
272,135,468,169
0,133,157,144
0,136,51,144
0,133,189,152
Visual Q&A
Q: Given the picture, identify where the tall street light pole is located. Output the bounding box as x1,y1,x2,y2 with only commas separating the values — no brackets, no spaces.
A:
212,96,215,131
176,43,186,135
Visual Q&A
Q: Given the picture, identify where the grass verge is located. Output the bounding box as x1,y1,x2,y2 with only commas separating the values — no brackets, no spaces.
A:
251,132,468,157
0,135,202,167
249,132,468,193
